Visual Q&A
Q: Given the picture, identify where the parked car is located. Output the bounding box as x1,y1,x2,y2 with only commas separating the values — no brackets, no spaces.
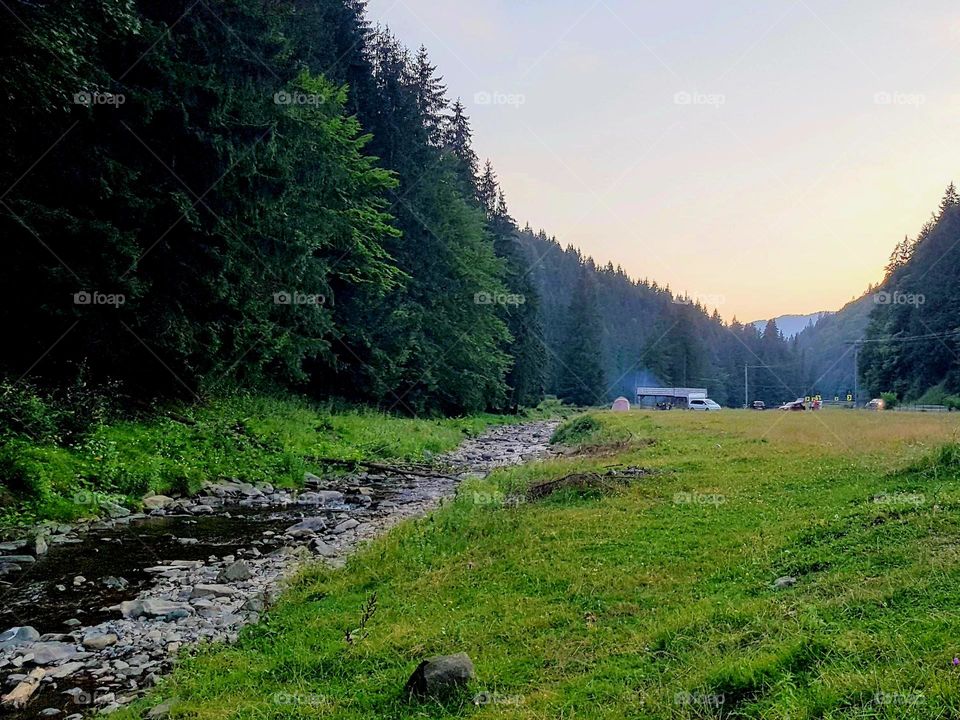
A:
865,398,886,411
752,401,766,411
779,399,806,411
689,398,722,411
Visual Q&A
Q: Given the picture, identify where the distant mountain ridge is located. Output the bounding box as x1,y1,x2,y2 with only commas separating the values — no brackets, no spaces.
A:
752,311,833,338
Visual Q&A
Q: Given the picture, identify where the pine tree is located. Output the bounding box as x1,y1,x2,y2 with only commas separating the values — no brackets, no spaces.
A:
939,182,960,218
412,45,447,146
443,99,479,191
478,160,499,216
556,269,605,406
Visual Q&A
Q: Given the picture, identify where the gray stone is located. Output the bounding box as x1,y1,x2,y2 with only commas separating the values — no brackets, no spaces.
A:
404,653,476,697
332,518,359,534
147,699,177,719
773,576,797,589
190,584,237,598
82,631,118,650
0,626,40,650
114,599,193,619
311,541,337,557
29,641,82,665
241,595,265,613
143,495,174,510
217,560,253,583
48,661,85,679
101,501,130,519
0,555,36,564
285,518,327,537
297,490,344,506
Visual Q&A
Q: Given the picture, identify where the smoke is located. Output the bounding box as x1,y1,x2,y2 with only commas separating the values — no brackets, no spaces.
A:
635,369,664,387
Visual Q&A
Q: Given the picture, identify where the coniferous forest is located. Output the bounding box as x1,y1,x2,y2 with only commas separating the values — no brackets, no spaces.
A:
3,1,958,418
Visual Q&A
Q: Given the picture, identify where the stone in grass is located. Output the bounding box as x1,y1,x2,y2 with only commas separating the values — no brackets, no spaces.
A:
773,576,797,590
404,653,476,698
147,699,178,719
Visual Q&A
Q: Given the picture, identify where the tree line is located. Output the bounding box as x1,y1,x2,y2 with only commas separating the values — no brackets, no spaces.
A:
859,184,960,403
1,0,831,419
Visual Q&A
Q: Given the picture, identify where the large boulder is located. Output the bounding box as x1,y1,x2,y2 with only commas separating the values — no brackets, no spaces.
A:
0,626,39,650
404,653,476,697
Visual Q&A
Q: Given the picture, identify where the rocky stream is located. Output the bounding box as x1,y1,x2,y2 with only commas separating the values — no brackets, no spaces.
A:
0,421,558,718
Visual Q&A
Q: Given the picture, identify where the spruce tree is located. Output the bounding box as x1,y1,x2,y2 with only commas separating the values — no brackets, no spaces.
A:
556,269,605,406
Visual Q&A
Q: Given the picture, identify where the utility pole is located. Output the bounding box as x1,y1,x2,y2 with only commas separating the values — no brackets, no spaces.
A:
744,363,749,408
853,342,859,408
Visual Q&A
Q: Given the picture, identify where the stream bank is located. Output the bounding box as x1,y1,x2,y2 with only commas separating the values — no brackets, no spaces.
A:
0,421,557,718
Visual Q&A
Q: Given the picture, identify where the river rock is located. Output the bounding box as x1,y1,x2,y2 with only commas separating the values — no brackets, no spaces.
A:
332,518,359,534
28,642,82,665
101,502,130,519
217,561,252,583
114,599,193,620
297,490,344,506
81,631,118,650
0,555,35,565
404,653,476,697
143,495,174,510
311,541,336,557
285,518,327,537
0,626,40,650
190,584,237,598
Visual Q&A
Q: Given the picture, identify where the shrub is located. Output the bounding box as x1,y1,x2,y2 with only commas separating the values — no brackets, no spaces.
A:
0,381,63,443
880,392,898,409
551,415,603,445
0,440,79,499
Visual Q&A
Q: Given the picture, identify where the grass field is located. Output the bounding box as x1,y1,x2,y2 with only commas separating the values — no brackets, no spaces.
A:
118,408,960,719
0,395,536,530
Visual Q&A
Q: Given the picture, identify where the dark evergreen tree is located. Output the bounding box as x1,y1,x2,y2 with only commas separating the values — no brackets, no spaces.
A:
556,268,605,406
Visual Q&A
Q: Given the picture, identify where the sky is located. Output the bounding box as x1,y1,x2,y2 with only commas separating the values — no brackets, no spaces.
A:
365,0,960,322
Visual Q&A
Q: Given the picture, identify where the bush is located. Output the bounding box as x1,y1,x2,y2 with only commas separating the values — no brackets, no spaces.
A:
880,392,898,409
0,440,80,499
551,415,603,446
0,381,63,443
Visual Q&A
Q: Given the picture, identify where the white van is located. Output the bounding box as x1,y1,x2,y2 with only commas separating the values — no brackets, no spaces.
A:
689,398,722,411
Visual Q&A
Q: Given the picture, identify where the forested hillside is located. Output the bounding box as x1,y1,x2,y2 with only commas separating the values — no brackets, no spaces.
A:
860,185,960,403
1,0,543,418
794,295,872,399
1,0,836,419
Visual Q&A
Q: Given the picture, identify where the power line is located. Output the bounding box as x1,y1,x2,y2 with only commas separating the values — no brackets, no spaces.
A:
847,329,960,345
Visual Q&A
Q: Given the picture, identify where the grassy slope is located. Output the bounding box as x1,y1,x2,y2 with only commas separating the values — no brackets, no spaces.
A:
117,409,960,719
0,395,519,530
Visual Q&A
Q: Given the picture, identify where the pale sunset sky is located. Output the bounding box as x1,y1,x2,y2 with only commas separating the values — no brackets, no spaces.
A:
366,0,960,322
